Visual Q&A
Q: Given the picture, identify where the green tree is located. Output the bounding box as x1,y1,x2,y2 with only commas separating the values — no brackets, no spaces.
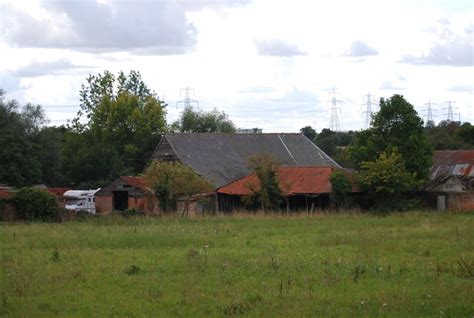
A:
358,151,419,212
12,187,60,221
172,106,236,133
350,94,432,181
300,126,317,141
63,71,167,186
329,169,352,209
244,154,283,211
143,161,212,213
0,91,45,187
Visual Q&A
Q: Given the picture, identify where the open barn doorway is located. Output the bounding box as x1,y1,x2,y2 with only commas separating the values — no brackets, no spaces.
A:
113,191,128,211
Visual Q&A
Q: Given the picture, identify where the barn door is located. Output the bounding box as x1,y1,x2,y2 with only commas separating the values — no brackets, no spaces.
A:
113,191,128,211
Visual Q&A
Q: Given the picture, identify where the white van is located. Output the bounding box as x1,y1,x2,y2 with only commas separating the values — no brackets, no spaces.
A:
64,189,100,214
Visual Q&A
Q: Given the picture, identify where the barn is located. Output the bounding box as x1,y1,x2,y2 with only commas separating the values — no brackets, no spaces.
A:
94,176,159,215
150,133,341,188
217,166,356,212
424,150,474,211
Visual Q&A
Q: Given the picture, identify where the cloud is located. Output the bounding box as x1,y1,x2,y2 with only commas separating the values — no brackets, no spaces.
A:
12,59,92,77
401,23,473,67
1,1,199,54
449,84,473,93
255,39,306,57
379,74,407,90
344,41,378,57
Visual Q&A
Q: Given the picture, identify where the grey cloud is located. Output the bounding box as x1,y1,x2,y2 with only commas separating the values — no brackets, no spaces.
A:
255,39,306,57
401,24,473,67
12,59,92,78
449,85,473,93
1,1,199,54
344,41,378,57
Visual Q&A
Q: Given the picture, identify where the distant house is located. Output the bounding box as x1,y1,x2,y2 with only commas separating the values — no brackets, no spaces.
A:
95,176,159,215
150,133,340,189
424,150,474,211
217,166,356,212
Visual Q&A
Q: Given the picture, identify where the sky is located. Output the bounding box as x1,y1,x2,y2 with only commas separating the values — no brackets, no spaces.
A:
0,0,473,132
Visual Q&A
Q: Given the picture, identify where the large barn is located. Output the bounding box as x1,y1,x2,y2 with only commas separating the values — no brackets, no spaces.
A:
149,133,340,188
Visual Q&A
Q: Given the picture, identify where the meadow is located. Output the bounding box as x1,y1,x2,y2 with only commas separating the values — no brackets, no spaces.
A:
1,211,473,317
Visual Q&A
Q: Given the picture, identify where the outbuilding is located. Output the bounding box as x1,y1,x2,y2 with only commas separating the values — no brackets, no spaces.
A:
94,176,159,215
424,150,474,211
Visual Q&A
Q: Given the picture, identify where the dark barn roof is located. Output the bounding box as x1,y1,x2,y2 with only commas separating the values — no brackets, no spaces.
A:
150,133,341,188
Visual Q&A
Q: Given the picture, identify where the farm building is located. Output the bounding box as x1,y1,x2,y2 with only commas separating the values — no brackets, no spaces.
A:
424,150,474,211
217,166,356,212
95,176,159,215
150,133,340,188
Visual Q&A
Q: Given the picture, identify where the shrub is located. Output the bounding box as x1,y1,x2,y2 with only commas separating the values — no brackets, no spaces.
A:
12,187,60,221
329,169,352,209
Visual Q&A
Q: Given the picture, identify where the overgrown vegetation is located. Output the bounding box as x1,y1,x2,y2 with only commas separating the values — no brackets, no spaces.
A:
243,154,283,211
329,169,353,209
143,161,213,213
1,212,472,316
11,188,60,221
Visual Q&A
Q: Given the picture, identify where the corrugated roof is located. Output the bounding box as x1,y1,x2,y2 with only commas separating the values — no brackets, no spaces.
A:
153,133,340,188
430,150,474,180
218,166,354,195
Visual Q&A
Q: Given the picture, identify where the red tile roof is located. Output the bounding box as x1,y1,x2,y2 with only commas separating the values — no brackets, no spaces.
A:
44,188,71,197
217,166,353,195
121,176,148,190
433,150,474,165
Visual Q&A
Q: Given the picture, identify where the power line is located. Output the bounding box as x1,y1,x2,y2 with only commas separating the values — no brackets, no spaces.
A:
361,92,376,129
326,89,342,132
443,100,456,122
422,100,436,127
176,87,199,109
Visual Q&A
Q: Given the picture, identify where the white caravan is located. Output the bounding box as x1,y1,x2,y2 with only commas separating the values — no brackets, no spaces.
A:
64,189,100,214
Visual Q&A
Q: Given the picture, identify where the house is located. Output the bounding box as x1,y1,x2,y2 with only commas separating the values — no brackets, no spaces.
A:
94,176,159,215
150,133,340,189
217,166,356,212
424,150,474,211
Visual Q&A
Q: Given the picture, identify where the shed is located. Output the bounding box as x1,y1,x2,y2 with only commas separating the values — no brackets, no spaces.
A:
217,166,356,212
95,176,159,215
424,150,474,211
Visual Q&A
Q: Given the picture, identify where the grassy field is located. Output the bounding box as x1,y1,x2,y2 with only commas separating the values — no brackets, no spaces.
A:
1,212,473,317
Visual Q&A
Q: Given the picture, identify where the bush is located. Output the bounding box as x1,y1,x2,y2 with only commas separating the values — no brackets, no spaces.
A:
12,187,60,221
330,169,352,209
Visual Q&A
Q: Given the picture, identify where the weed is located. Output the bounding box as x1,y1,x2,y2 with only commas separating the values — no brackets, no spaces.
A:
124,264,141,275
50,249,60,262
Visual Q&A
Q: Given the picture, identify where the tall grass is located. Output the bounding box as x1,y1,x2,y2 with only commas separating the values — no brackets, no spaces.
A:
1,211,473,317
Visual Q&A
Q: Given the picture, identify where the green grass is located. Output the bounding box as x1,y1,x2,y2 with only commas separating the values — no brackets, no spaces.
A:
1,212,473,317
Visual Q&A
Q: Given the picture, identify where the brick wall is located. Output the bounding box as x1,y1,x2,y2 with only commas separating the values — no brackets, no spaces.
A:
95,196,113,214
448,192,474,211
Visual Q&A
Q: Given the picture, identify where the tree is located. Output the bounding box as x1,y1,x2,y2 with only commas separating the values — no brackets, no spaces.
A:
300,126,317,141
244,154,283,211
0,91,46,187
143,161,212,213
329,169,352,209
425,120,472,150
358,151,419,211
171,106,236,133
350,95,432,182
12,188,60,221
62,71,167,186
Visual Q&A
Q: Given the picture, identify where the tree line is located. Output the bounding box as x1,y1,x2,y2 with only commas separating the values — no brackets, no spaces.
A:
0,71,235,189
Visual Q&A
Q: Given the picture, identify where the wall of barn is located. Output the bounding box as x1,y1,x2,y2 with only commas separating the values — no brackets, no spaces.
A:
95,195,159,215
448,192,474,211
95,196,113,214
